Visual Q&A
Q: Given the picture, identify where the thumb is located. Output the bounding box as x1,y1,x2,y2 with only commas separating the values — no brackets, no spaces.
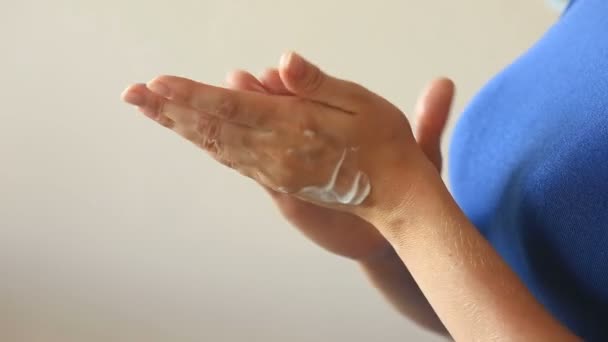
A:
278,51,369,112
414,78,455,171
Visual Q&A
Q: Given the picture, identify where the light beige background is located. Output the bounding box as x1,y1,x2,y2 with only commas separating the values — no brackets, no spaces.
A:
2,1,558,341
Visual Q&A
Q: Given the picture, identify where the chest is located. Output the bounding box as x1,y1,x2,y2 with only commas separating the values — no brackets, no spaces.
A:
447,2,608,336
449,0,608,230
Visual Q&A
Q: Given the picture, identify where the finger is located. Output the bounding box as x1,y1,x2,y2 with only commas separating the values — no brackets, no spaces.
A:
413,78,455,171
122,83,175,128
225,69,267,93
259,68,292,95
124,84,271,156
278,51,370,112
123,83,285,185
223,72,290,194
146,75,286,129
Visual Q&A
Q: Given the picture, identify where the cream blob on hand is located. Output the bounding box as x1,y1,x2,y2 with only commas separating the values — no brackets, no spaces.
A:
295,148,371,206
240,124,373,207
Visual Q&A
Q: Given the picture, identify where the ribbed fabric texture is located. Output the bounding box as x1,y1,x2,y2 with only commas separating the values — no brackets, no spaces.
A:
449,0,608,339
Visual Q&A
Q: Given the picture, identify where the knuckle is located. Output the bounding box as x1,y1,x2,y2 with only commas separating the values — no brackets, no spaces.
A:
200,116,221,139
196,116,222,152
217,156,234,169
157,115,174,129
168,77,197,105
215,94,239,119
208,139,222,155
210,149,235,169
155,96,166,117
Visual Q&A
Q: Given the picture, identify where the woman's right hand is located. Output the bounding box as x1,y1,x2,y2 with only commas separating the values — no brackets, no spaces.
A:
225,68,454,261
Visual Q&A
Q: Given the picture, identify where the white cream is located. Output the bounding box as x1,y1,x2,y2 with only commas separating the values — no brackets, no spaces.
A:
296,149,371,206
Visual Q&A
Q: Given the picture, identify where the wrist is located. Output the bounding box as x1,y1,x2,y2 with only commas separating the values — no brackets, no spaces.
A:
356,154,453,241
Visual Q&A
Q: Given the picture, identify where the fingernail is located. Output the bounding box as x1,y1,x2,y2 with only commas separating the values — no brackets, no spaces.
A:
147,80,171,97
122,90,145,106
280,51,305,79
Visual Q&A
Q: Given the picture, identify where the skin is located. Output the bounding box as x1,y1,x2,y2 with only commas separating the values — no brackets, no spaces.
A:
122,52,580,341
224,67,450,334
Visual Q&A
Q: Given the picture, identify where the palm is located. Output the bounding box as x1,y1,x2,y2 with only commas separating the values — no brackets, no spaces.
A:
225,68,453,260
270,189,389,259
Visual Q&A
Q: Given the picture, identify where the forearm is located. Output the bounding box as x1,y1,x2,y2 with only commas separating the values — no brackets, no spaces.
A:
361,160,579,341
358,247,449,337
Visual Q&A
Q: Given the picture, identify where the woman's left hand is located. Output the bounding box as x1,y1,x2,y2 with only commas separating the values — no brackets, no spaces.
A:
122,52,435,214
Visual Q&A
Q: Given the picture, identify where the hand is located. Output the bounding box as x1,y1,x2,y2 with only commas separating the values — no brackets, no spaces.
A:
218,67,454,260
224,68,386,260
121,52,454,227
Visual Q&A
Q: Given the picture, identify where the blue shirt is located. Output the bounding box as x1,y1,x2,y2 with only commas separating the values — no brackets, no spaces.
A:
449,0,608,339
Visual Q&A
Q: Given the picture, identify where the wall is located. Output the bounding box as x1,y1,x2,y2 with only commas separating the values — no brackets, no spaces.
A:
1,1,558,341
